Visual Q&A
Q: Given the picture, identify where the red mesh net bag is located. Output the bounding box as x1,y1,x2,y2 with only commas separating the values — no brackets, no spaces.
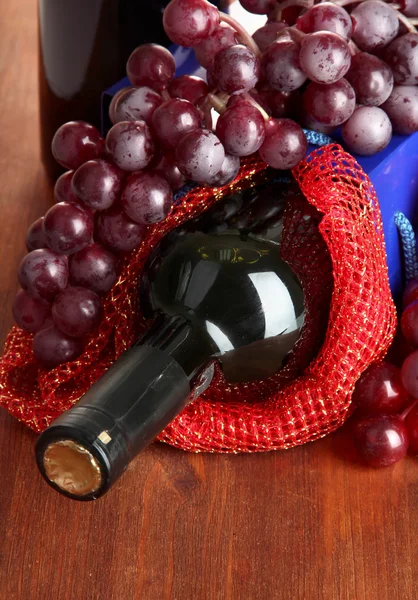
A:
0,144,397,451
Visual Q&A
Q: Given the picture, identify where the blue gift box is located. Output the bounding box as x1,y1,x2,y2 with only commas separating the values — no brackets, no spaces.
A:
102,46,418,303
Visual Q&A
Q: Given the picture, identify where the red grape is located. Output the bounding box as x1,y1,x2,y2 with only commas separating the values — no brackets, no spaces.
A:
403,278,418,308
106,121,156,171
108,87,131,124
163,0,220,47
296,2,352,41
352,415,409,467
113,86,163,124
352,362,409,416
54,171,80,204
304,78,356,126
206,153,240,187
381,86,418,134
168,75,209,105
72,159,124,211
126,44,176,91
121,172,173,225
405,403,418,454
384,33,418,86
259,118,307,170
401,300,418,346
153,155,187,191
216,101,266,157
258,87,297,118
341,106,392,156
33,324,84,369
18,249,68,302
252,22,287,53
51,121,104,171
345,52,393,106
97,207,147,253
239,0,275,14
299,31,351,85
261,38,307,92
43,202,94,255
26,217,47,252
212,45,260,95
176,129,225,183
193,23,238,69
401,349,418,397
12,290,50,333
400,0,418,17
351,0,399,52
151,98,201,150
52,286,102,338
70,243,119,296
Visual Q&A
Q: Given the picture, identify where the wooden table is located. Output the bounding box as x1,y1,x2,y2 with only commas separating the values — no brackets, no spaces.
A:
0,2,417,598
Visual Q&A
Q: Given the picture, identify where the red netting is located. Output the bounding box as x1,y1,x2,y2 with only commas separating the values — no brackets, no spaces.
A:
0,145,396,452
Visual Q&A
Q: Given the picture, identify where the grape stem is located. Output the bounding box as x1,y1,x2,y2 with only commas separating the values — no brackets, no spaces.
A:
397,12,418,32
200,96,214,130
161,89,171,102
400,399,418,420
219,12,261,58
242,93,270,121
208,93,228,114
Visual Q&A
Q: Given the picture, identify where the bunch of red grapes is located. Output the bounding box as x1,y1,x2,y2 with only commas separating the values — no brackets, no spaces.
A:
11,0,418,371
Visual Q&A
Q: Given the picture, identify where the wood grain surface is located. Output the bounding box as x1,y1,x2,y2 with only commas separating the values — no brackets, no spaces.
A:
0,2,417,599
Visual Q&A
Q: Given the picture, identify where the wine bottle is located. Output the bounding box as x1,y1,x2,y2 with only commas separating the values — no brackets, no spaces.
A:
35,180,305,500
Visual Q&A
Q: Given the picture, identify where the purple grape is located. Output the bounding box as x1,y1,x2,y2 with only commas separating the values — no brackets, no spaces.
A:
216,101,266,157
193,23,238,69
97,207,147,253
109,87,131,124
259,118,307,170
43,202,94,255
239,0,275,14
341,106,392,156
52,286,102,338
70,243,120,296
105,121,156,172
113,86,163,124
72,159,124,211
258,87,298,118
304,78,356,126
33,324,84,369
385,33,418,85
381,85,418,134
168,76,209,105
151,99,201,150
54,171,80,204
126,44,176,91
212,45,260,95
252,21,288,53
176,129,225,183
26,217,47,252
18,249,68,302
121,172,173,225
261,38,307,92
51,121,104,170
351,0,399,52
154,155,187,191
299,31,351,85
12,290,50,333
400,0,418,17
297,2,352,41
352,415,409,467
345,52,394,106
206,154,240,187
163,0,220,47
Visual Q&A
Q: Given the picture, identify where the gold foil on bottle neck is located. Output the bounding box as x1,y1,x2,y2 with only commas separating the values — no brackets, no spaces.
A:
43,440,102,497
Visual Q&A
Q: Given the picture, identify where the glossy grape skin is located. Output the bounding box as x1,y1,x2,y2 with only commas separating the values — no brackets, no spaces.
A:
400,0,418,17
26,217,47,251
258,87,297,118
341,106,392,156
71,159,124,211
121,172,173,225
176,129,225,184
168,76,209,105
153,155,187,191
206,153,240,187
216,101,266,157
70,243,119,296
18,249,68,302
381,86,418,134
259,118,307,170
401,349,418,397
352,362,409,416
352,415,409,467
194,23,238,69
52,286,102,338
351,0,399,52
113,86,163,124
384,34,418,86
299,31,351,85
403,278,418,307
345,52,393,106
261,39,307,92
304,78,356,126
105,121,156,171
296,2,352,41
126,44,176,91
212,45,260,95
43,202,94,255
97,207,147,253
12,290,50,333
405,403,418,455
51,121,104,170
253,21,287,53
400,300,418,346
33,324,84,369
151,99,201,150
163,0,220,47
239,0,275,14
54,171,80,204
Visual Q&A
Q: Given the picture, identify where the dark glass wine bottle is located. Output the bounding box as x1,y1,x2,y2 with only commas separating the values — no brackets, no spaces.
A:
35,180,306,500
